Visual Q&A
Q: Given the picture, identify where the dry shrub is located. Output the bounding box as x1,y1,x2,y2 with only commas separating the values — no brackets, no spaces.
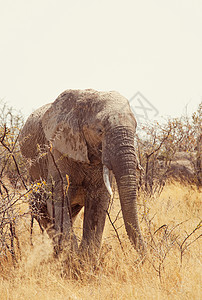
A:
0,182,201,300
136,102,202,192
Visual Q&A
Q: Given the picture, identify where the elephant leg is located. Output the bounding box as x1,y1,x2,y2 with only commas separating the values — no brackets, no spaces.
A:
46,150,78,251
79,185,110,259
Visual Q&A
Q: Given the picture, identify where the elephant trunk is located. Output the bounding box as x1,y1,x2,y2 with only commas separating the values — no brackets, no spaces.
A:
114,167,144,253
104,127,145,254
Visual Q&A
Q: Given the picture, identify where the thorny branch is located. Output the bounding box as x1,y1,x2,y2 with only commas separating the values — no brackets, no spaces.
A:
106,210,125,253
0,128,28,191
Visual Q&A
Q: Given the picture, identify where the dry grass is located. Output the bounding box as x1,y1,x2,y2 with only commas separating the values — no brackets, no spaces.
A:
0,183,201,300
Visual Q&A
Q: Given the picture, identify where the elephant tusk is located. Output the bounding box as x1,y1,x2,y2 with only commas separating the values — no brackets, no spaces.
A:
103,165,113,196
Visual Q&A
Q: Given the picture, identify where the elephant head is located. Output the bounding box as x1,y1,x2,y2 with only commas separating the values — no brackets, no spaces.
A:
20,89,145,256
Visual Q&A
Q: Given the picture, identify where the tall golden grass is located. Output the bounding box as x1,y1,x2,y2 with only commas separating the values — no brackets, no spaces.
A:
0,182,201,300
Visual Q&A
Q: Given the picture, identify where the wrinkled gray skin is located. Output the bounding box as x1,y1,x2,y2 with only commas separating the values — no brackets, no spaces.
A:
20,89,145,257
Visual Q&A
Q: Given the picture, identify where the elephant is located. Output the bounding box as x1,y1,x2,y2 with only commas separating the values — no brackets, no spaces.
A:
19,89,145,258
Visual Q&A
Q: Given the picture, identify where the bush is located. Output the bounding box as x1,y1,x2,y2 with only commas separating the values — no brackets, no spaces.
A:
135,102,202,194
0,101,28,264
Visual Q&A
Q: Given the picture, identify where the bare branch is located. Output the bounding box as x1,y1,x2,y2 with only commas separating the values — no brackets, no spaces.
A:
106,210,125,253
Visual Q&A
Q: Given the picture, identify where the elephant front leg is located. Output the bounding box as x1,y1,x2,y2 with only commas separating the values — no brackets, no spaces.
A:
46,182,78,252
79,186,110,260
46,150,78,252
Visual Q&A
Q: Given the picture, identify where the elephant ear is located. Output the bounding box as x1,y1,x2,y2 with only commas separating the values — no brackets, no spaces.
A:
42,100,89,163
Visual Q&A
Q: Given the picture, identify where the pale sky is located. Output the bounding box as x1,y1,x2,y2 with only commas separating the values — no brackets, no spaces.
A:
0,0,202,122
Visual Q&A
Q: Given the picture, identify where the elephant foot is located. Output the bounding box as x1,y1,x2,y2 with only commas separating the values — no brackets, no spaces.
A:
78,240,101,266
53,230,79,257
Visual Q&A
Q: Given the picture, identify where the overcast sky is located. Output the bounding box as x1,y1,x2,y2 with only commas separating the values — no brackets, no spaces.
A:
0,0,202,122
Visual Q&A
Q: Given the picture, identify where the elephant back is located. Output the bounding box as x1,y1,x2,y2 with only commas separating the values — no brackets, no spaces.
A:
19,103,51,159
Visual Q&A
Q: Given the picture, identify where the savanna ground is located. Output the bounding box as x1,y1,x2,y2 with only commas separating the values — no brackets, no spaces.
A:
0,182,201,300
